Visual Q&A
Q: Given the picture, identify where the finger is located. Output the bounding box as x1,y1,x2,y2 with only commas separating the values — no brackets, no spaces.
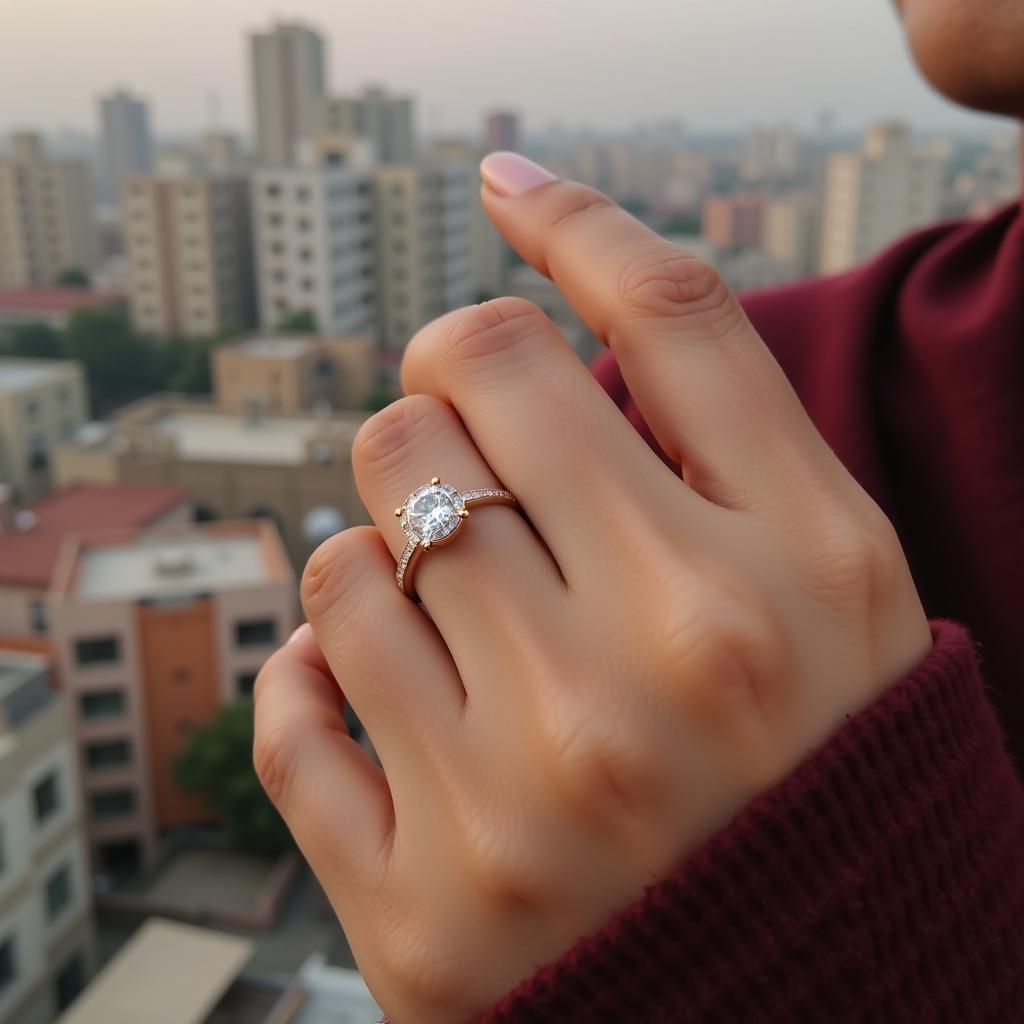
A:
253,624,394,890
300,525,466,772
478,152,825,508
400,296,698,578
351,394,565,660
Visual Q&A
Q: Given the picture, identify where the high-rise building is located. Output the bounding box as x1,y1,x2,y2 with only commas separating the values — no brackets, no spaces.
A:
484,111,521,153
702,193,767,251
0,133,98,288
373,161,476,357
762,193,821,281
0,650,96,1022
741,124,802,183
249,21,327,166
252,163,376,336
121,171,256,338
48,520,295,874
0,358,89,503
97,89,153,204
317,88,415,164
820,121,942,274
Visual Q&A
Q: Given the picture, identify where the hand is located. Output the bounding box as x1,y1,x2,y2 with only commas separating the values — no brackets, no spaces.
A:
253,154,932,1024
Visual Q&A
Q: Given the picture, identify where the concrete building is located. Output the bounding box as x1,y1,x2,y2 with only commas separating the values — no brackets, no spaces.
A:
121,171,256,338
0,651,95,1024
317,87,415,164
741,124,802,183
0,289,122,339
213,333,375,415
820,121,942,274
249,21,327,166
762,193,821,281
483,111,521,153
53,395,368,568
0,133,98,288
252,163,376,336
48,520,295,874
0,484,188,638
97,90,153,205
702,193,766,251
0,359,88,503
374,161,475,358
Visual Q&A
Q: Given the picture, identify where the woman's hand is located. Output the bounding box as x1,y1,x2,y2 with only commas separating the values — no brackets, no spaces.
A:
253,154,932,1024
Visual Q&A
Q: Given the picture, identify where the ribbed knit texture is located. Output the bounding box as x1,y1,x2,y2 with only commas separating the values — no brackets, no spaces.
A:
480,621,1024,1022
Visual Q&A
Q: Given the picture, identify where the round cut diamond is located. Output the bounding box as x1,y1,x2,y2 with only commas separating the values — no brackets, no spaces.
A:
401,483,464,544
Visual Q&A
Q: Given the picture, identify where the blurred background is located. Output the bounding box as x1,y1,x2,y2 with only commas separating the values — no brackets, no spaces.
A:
0,2,1019,1021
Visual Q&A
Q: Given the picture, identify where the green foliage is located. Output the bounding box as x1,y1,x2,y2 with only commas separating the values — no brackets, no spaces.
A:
6,322,64,359
57,267,90,288
619,196,650,218
276,308,318,333
660,212,703,236
174,702,293,857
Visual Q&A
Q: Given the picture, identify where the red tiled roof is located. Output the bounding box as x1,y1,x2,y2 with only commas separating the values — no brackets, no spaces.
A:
0,484,188,587
0,288,123,314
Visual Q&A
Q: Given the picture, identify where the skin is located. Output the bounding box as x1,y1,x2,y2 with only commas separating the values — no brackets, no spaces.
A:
254,7,1023,1022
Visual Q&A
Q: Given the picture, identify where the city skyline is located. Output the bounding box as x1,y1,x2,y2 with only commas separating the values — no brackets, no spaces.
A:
1,0,1019,140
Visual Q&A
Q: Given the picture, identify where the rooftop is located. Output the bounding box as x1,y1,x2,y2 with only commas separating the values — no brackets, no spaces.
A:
67,521,287,602
57,918,253,1024
0,484,187,588
0,287,122,314
0,357,80,393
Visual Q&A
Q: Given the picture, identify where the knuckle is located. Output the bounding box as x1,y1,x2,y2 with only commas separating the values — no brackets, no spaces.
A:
252,719,300,808
617,246,743,340
352,394,441,473
440,296,548,369
375,927,465,1016
460,817,547,908
300,526,380,620
546,183,616,230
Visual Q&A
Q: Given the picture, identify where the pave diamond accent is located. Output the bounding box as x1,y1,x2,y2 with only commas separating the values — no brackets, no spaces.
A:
400,483,465,544
460,488,512,503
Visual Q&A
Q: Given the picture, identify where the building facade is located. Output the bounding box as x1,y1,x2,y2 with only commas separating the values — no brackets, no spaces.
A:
820,121,942,274
702,193,766,251
97,90,153,205
249,22,327,167
252,164,376,336
121,172,256,338
762,193,821,281
0,359,89,504
316,88,415,164
0,133,97,289
0,289,122,340
0,651,95,1024
483,112,521,154
48,521,295,875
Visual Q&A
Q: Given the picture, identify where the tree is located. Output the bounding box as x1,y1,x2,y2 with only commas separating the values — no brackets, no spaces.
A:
57,267,90,288
174,702,293,856
5,322,64,359
660,212,703,236
276,308,318,333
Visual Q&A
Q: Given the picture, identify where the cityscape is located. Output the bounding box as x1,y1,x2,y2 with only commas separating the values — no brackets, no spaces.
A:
0,12,1021,1024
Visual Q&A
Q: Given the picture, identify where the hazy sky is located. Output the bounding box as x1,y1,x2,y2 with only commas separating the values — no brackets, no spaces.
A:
0,0,1015,139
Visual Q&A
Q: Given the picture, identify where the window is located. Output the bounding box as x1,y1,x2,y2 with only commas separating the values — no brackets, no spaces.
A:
265,183,281,198
235,618,277,647
45,862,72,921
74,636,120,667
55,952,85,1011
90,789,136,819
0,937,15,994
23,398,39,419
30,599,47,633
33,772,60,825
80,690,126,719
85,739,131,771
238,672,258,697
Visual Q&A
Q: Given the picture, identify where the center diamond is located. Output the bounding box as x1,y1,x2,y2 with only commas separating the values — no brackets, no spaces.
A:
401,483,465,544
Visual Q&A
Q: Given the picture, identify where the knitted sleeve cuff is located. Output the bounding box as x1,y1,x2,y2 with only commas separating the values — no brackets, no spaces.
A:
479,620,1024,1022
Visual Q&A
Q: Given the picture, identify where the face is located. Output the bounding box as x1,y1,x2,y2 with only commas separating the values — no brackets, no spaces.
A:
895,0,1024,118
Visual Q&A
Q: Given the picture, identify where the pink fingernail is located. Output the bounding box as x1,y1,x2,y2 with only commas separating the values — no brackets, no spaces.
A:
287,623,311,645
480,151,557,197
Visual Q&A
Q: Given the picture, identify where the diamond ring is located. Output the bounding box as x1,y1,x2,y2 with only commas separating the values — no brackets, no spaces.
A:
394,477,517,598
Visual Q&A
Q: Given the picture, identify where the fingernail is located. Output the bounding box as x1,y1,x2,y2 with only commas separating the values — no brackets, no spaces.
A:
287,623,311,645
480,151,557,197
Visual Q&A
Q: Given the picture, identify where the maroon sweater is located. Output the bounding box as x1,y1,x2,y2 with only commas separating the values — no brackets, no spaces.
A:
481,204,1024,1021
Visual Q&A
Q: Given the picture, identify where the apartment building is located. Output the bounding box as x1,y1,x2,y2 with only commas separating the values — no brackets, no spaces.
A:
121,171,256,338
316,87,415,164
483,112,520,154
53,395,368,568
252,163,376,336
0,484,188,637
213,333,375,414
820,121,942,274
0,133,97,289
702,193,767,251
0,358,89,503
96,90,153,205
0,651,95,1024
374,161,475,357
48,521,295,875
249,21,327,167
762,193,821,281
